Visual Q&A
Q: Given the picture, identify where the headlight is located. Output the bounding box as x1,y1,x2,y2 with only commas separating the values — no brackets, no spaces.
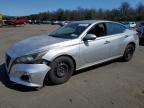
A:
15,52,49,64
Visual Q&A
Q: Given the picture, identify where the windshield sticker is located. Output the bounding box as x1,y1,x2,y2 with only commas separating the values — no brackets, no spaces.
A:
78,24,89,27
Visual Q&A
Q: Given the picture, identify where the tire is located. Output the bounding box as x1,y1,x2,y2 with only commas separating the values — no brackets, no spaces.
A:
122,44,135,62
47,56,74,85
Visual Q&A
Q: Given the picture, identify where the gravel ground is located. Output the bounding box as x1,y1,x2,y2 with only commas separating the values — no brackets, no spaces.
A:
0,24,144,108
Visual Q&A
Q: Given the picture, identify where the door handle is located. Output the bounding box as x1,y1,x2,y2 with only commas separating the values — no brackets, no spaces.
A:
125,35,129,38
104,41,110,44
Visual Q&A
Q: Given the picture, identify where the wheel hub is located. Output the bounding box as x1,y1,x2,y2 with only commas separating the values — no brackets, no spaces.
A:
56,62,69,78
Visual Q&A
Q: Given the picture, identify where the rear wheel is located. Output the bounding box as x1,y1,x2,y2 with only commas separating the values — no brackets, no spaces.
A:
47,56,74,85
122,44,135,62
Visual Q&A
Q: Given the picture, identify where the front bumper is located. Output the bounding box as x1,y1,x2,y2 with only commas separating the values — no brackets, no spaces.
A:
5,64,50,87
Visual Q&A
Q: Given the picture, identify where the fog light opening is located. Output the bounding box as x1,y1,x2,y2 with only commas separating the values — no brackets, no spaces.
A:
20,74,30,82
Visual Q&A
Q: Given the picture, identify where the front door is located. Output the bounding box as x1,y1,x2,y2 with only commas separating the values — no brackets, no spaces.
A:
80,23,111,66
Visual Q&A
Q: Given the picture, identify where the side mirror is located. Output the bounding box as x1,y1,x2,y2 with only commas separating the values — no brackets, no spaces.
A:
83,34,96,41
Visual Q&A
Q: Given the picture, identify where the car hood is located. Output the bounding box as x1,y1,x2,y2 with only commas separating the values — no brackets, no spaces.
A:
7,35,71,58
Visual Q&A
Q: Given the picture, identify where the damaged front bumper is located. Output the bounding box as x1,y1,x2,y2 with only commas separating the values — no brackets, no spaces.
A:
6,64,50,87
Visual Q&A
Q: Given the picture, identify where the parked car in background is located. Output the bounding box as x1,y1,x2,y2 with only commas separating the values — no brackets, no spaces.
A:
58,21,71,26
42,20,51,24
136,22,144,28
34,20,43,24
5,20,139,88
51,21,71,26
51,21,60,25
122,21,136,29
28,20,34,24
28,20,42,24
137,22,144,41
129,22,136,28
5,17,29,25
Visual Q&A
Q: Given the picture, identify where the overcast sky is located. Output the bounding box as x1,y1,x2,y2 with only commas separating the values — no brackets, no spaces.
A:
0,0,144,16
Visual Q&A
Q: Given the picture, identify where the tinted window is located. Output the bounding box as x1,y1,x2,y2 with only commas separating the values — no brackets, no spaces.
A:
106,23,126,35
88,23,106,37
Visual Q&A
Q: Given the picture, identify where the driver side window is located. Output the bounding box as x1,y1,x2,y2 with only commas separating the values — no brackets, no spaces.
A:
88,23,106,37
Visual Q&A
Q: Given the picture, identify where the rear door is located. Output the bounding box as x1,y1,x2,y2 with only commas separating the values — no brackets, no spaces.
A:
105,22,127,57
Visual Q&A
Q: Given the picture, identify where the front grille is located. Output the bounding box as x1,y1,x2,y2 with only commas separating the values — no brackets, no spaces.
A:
6,54,11,68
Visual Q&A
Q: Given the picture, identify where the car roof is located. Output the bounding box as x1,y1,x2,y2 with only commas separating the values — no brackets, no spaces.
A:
72,20,119,24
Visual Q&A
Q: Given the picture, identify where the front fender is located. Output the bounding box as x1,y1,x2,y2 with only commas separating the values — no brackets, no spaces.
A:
43,45,79,67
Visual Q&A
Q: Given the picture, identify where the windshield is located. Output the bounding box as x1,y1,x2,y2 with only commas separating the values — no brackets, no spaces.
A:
49,23,90,39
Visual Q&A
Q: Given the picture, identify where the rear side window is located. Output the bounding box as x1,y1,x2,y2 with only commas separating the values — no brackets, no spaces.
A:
106,22,126,35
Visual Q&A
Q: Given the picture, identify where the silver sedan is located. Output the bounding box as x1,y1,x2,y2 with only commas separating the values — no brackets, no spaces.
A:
5,20,139,88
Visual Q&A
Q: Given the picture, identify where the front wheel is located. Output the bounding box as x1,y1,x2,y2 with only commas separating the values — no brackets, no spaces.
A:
122,44,135,62
47,56,74,85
